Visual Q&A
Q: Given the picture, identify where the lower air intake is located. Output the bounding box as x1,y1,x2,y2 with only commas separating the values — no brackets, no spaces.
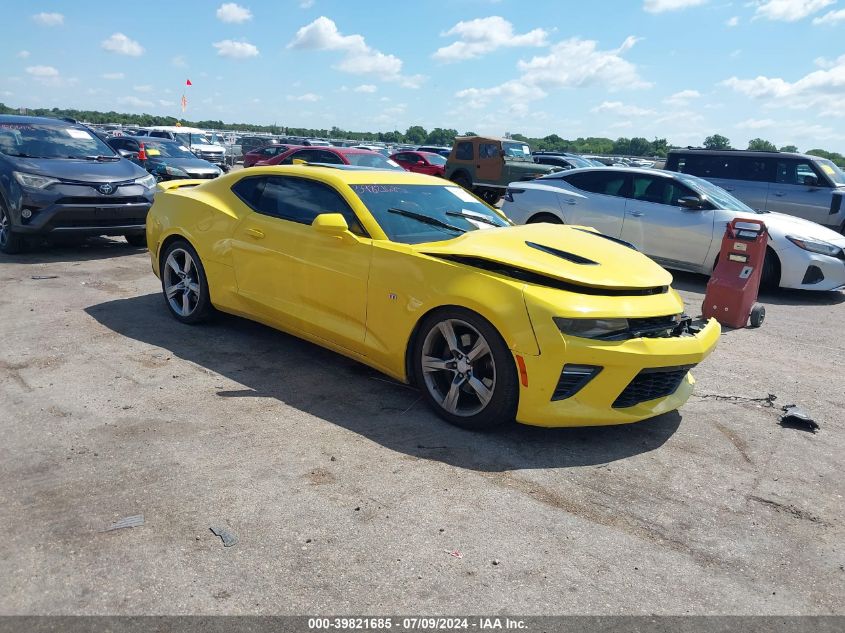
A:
612,365,694,409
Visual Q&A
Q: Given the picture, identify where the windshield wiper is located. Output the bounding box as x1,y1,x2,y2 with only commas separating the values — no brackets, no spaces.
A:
445,210,502,227
80,154,120,161
387,207,465,233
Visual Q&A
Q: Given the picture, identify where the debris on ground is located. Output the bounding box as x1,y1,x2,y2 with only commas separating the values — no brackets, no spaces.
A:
695,392,777,408
31,275,59,280
209,526,239,547
101,514,144,532
779,405,819,433
492,559,500,566
445,549,463,559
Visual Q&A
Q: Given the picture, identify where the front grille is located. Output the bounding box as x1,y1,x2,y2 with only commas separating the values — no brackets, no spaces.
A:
186,172,218,179
55,197,149,205
53,217,146,228
612,365,694,409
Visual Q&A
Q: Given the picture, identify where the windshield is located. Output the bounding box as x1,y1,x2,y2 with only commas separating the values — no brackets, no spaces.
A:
176,133,213,146
675,173,759,213
350,184,511,244
815,158,845,186
503,141,531,159
0,122,117,159
422,153,447,166
138,140,196,159
345,153,404,170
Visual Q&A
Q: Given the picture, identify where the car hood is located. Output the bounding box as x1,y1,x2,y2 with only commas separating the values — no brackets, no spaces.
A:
415,224,673,290
8,156,148,182
150,157,219,171
749,212,845,247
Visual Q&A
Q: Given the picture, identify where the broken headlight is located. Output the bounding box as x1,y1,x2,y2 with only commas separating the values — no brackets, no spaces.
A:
554,317,629,340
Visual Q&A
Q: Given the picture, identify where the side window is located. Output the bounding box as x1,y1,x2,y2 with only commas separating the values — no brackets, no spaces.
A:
231,176,266,209
455,142,474,161
479,143,499,159
150,131,167,139
563,171,628,197
281,149,312,165
736,157,774,182
314,150,343,164
251,176,367,236
630,176,696,206
677,154,733,179
776,160,823,186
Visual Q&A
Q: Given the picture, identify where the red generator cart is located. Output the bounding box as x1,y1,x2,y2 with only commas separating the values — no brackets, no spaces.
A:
702,218,768,329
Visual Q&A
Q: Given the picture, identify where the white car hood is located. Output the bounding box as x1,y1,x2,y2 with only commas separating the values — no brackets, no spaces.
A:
760,212,845,248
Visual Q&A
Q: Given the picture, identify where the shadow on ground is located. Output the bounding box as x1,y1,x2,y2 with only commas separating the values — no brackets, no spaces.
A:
85,293,683,473
3,236,145,265
670,270,845,307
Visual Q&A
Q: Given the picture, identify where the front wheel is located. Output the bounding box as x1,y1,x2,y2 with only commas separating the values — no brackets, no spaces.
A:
450,172,471,191
413,308,518,430
527,213,562,224
479,189,502,205
160,240,213,324
0,204,25,254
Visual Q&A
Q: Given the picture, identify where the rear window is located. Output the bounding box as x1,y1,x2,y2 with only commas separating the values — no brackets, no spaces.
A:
455,142,473,160
562,171,628,197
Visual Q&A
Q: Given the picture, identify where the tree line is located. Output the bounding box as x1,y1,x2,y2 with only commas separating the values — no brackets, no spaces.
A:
2,103,842,167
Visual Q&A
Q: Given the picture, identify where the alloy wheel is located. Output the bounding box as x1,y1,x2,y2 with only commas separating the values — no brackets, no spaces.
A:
420,318,496,417
0,207,9,247
163,248,201,317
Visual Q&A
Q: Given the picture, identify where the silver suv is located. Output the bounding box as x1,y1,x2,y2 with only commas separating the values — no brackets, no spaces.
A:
665,149,845,232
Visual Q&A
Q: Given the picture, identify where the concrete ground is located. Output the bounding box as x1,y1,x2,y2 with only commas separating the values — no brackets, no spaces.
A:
0,237,843,616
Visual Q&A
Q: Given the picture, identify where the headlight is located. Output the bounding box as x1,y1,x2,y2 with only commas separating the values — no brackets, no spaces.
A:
554,317,629,339
162,165,189,178
135,174,157,189
786,235,844,258
13,171,59,189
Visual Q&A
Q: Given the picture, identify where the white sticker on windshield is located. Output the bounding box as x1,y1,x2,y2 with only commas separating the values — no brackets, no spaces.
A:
66,129,92,139
465,218,493,230
387,159,400,167
446,186,477,203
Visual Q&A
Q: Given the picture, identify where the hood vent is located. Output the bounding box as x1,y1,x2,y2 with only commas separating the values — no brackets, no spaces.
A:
525,241,598,265
572,228,638,251
427,254,668,297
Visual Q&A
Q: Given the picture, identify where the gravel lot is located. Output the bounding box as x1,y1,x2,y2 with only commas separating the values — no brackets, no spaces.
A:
1,236,843,616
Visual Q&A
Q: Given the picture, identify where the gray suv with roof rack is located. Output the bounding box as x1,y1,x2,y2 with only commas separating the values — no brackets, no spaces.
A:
665,148,845,232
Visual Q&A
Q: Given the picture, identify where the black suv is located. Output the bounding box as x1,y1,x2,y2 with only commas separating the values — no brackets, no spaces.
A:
0,115,155,253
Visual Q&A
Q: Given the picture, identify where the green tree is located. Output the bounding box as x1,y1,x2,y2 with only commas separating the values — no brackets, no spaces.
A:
404,125,428,145
463,131,477,136
424,127,458,146
611,137,631,155
747,138,777,152
650,137,669,157
628,137,652,156
779,144,799,153
703,134,731,150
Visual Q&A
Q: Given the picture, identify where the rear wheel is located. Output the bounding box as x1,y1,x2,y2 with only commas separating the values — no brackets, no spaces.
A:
413,308,518,431
527,213,563,224
749,304,766,328
160,240,213,324
0,204,25,254
450,172,471,191
479,189,502,205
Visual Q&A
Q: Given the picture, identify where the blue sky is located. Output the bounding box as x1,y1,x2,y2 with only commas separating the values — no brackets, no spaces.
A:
2,0,845,151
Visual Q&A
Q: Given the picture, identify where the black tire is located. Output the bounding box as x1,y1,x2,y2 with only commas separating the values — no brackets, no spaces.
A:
450,172,471,191
749,304,766,328
527,213,563,224
412,307,518,431
480,189,502,205
0,203,25,254
159,239,213,324
125,233,147,248
761,248,780,291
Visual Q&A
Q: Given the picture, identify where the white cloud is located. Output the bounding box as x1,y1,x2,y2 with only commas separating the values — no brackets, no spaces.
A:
643,0,707,13
118,96,154,109
591,101,655,116
101,72,125,80
300,0,315,7
664,89,701,105
726,15,740,26
158,99,176,107
26,65,59,78
287,93,321,102
433,16,548,62
213,39,259,58
812,7,845,23
456,36,649,109
102,33,144,56
753,0,834,22
735,118,776,129
216,3,252,23
32,12,63,26
354,84,377,93
288,17,423,87
16,50,30,59
134,84,153,93
171,55,188,68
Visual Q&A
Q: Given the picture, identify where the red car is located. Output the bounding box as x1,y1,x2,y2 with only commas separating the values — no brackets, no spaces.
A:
256,145,403,170
390,150,447,177
242,143,291,167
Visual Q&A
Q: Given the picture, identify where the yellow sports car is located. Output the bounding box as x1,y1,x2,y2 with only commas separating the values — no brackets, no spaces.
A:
147,165,720,430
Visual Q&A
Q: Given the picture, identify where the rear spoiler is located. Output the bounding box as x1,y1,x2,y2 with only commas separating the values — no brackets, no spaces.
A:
155,179,207,193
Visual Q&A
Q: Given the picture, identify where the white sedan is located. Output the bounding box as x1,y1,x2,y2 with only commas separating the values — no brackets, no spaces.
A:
502,167,845,291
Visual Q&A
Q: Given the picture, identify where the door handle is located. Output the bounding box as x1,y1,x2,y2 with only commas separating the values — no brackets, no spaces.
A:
772,192,785,197
245,228,265,239
628,211,644,217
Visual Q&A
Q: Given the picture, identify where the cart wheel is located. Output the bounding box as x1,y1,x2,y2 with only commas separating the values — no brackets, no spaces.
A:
749,304,766,328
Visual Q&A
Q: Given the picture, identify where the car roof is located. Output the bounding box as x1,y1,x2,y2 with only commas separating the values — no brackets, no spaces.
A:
454,135,512,143
546,166,683,178
668,148,818,160
0,114,82,126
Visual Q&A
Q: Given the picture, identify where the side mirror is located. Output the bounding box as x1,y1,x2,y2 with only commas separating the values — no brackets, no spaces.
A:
118,149,139,159
312,213,349,237
678,195,706,210
804,175,819,187
416,160,426,166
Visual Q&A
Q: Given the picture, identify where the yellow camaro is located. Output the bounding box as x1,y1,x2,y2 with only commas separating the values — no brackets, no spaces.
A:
147,165,720,430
